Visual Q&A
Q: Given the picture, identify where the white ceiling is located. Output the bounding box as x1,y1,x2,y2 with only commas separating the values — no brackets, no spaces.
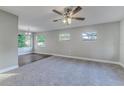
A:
0,6,124,32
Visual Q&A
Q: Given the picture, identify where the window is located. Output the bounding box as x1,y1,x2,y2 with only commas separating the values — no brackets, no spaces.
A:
36,34,46,47
82,32,97,41
18,32,32,48
59,33,70,41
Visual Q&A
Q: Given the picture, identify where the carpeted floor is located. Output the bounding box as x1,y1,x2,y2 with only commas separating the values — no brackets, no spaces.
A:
0,56,124,86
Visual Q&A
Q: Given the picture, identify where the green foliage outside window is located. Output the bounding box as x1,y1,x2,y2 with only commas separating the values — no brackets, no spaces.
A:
37,35,45,42
18,32,32,48
37,35,46,47
18,33,26,48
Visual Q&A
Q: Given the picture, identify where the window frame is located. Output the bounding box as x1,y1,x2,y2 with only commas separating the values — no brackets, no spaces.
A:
36,34,46,47
59,33,70,41
82,32,97,41
18,32,32,48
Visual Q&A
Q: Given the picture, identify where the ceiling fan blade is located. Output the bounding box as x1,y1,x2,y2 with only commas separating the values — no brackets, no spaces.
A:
72,17,85,21
53,19,62,22
72,6,82,15
53,9,63,15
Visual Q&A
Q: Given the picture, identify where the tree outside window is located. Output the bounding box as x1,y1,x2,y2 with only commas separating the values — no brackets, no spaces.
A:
36,34,46,47
18,32,32,48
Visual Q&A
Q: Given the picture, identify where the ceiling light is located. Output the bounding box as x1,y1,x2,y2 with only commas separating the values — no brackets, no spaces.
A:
63,18,67,24
28,32,31,35
67,18,72,24
25,32,28,35
62,17,72,25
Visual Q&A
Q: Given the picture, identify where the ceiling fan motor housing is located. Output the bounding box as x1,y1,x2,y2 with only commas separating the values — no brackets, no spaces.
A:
64,6,73,15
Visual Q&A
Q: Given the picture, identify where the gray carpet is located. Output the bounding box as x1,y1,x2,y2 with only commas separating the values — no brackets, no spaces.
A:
0,56,124,86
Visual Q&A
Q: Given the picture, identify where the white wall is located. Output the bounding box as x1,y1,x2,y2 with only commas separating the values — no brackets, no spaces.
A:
35,22,120,62
0,10,18,70
120,19,124,64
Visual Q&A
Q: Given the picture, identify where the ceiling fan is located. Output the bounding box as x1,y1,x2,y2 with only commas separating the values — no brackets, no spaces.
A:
52,6,85,25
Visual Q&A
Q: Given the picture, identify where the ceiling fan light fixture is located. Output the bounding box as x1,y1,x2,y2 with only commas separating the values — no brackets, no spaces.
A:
67,18,72,24
63,18,67,24
53,6,84,25
62,17,72,25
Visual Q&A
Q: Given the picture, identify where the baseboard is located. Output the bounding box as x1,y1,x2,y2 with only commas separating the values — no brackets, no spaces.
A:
35,52,120,65
118,63,124,68
0,65,18,74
